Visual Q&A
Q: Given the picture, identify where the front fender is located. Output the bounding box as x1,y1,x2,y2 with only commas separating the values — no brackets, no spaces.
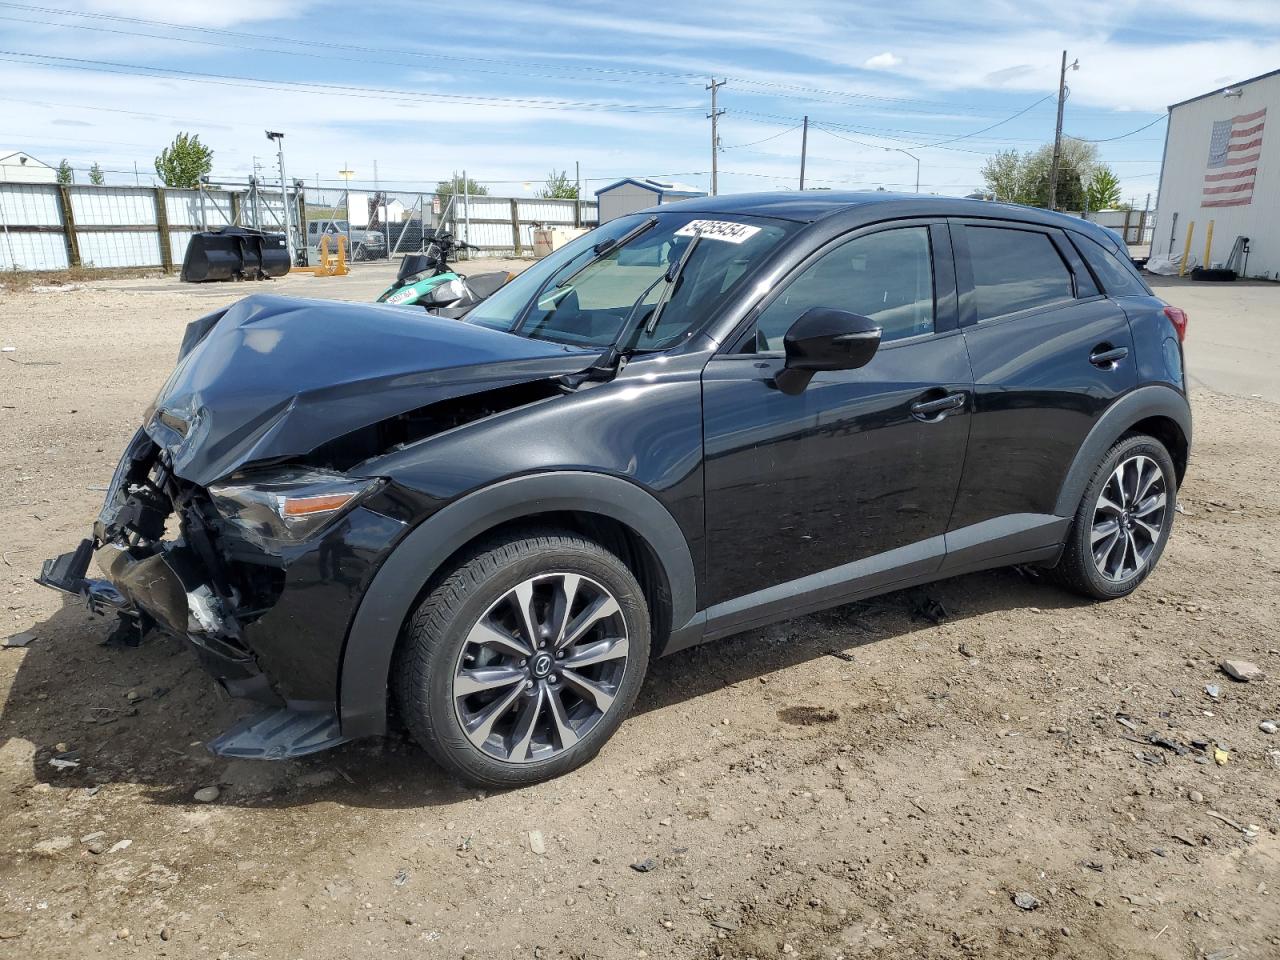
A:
337,471,698,738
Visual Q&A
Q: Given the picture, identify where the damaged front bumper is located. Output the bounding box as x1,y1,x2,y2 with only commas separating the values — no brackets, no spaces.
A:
38,429,410,759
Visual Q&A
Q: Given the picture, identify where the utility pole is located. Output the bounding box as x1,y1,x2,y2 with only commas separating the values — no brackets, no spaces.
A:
799,115,809,190
1048,50,1078,211
574,160,582,227
707,77,726,196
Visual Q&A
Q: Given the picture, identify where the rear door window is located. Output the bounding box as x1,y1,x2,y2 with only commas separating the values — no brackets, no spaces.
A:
965,226,1074,321
1071,233,1150,297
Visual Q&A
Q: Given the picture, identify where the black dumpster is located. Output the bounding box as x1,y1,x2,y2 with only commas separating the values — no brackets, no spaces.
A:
180,227,291,283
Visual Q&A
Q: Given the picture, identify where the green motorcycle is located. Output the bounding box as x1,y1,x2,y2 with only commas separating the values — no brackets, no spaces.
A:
376,231,511,317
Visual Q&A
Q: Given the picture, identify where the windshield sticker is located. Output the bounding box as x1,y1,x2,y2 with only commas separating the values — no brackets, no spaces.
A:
675,220,762,244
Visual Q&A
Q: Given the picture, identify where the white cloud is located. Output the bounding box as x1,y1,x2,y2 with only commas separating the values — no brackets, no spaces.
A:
79,0,308,27
864,52,903,70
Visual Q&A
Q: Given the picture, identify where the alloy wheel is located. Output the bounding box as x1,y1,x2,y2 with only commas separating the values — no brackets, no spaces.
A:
1090,454,1168,582
452,573,629,764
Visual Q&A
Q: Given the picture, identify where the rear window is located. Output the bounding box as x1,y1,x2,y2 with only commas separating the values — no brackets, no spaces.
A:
1072,233,1150,297
966,226,1074,321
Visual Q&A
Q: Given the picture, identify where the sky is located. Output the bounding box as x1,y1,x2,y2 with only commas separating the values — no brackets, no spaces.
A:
2,0,1278,203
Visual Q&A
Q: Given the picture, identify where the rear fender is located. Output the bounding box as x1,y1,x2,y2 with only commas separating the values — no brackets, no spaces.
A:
1053,384,1192,517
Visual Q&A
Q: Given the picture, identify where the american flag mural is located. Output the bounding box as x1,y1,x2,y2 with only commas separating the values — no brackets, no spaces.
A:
1202,107,1266,208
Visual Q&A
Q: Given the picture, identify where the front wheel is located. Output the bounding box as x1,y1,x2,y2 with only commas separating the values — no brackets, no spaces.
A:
393,528,650,787
1050,434,1177,600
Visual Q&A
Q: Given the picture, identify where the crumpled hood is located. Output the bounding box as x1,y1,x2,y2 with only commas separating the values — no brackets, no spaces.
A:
146,294,592,485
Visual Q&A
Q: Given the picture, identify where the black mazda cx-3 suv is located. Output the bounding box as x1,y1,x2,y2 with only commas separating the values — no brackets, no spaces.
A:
40,193,1191,786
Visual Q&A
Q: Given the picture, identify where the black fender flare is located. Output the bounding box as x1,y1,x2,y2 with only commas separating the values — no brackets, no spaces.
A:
1053,384,1192,517
337,471,697,738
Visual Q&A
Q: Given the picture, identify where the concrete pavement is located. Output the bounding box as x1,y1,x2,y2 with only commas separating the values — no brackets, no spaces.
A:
1147,275,1280,404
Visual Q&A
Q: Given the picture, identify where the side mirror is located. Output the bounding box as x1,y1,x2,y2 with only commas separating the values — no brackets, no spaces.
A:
775,307,881,395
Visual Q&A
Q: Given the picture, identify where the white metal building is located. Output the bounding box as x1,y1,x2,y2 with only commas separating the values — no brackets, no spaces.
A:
595,178,706,222
1153,69,1279,279
0,150,56,184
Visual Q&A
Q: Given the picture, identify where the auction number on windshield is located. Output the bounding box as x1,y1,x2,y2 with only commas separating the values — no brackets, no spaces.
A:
675,220,762,244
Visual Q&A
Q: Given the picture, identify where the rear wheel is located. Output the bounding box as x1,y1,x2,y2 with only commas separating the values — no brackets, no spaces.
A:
393,528,650,787
1051,434,1177,599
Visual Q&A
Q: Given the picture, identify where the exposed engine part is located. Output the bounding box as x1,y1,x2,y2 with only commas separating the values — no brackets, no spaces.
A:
306,379,566,471
187,584,229,635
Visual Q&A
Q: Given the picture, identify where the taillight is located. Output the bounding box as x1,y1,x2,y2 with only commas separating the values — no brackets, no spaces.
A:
1163,306,1189,343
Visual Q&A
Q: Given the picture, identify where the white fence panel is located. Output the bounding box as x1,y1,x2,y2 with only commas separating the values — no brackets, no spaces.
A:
169,229,195,266
0,183,65,270
515,199,579,224
165,190,202,228
77,230,162,268
70,186,155,226
0,183,62,226
203,190,235,226
0,231,67,271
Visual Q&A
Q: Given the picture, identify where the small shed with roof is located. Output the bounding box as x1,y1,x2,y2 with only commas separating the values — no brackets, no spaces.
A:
594,177,706,222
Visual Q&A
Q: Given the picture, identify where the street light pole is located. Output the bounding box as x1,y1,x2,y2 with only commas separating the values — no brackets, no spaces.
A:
884,147,920,193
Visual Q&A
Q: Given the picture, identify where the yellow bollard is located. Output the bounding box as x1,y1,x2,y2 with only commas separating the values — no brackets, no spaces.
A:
1179,220,1195,277
1203,219,1215,270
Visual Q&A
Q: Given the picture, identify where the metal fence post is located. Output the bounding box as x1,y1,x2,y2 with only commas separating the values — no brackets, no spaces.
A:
295,183,307,265
56,184,81,268
510,198,522,257
154,187,173,273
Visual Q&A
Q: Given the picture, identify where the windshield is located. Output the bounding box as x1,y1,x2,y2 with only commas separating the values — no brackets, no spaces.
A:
465,212,798,349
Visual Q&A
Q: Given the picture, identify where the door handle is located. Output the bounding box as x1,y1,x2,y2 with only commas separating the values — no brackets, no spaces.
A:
911,391,966,422
1089,344,1129,368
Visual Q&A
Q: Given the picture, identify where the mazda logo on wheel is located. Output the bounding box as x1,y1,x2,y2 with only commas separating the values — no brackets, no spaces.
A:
530,652,553,679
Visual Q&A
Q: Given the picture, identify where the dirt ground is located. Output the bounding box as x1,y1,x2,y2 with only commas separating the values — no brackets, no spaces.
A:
1,265,1278,960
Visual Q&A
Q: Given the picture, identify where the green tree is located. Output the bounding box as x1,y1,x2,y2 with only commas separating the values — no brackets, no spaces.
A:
980,149,1031,203
1084,167,1122,211
56,158,73,185
434,171,488,202
980,138,1104,211
88,162,105,186
153,132,213,188
536,169,579,199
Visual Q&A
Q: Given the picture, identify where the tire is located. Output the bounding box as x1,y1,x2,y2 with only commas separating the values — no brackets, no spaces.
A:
393,527,651,787
1050,433,1177,600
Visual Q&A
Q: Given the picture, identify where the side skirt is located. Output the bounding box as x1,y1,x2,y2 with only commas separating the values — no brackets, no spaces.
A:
663,513,1067,655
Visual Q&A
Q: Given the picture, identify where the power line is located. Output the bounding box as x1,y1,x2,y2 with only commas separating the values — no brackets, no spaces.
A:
911,95,1057,148
1069,114,1167,143
0,2,706,83
0,50,705,114
0,13,699,92
721,123,803,150
0,0,1075,120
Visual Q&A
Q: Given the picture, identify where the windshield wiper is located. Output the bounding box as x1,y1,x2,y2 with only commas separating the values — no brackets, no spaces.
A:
579,228,703,382
514,216,660,338
554,216,658,290
642,229,701,336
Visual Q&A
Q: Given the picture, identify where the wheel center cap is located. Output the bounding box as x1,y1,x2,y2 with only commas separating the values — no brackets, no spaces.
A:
530,652,553,679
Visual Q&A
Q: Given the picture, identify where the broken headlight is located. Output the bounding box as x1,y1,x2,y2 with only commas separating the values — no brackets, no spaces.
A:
208,468,382,547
